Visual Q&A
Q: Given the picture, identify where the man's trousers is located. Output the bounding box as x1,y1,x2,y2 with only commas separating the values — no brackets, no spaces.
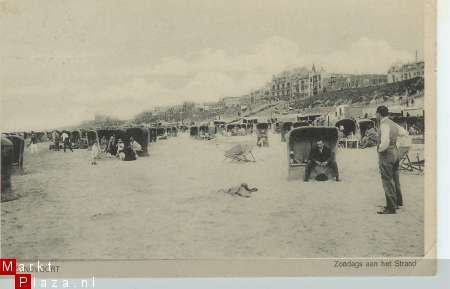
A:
378,148,403,210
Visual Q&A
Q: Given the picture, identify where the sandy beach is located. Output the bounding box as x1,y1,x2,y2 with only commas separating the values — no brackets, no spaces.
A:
1,132,424,259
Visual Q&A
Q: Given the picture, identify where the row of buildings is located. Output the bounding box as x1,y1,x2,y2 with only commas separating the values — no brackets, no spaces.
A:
270,65,388,101
150,59,425,121
268,60,424,102
387,61,424,83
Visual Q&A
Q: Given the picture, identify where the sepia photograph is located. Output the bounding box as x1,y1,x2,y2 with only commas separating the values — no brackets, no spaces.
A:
0,0,435,277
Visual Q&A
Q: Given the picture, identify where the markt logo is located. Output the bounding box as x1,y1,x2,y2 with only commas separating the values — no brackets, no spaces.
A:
1,259,31,289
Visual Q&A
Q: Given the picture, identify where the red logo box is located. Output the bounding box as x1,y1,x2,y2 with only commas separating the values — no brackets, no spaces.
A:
0,259,16,275
15,274,32,289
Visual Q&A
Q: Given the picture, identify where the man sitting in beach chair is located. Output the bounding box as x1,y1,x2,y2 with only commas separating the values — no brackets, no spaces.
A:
360,123,378,148
304,139,340,182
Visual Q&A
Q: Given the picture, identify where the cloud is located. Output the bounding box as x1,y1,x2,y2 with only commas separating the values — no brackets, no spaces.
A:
70,78,180,119
1,36,415,130
145,35,414,98
314,37,414,74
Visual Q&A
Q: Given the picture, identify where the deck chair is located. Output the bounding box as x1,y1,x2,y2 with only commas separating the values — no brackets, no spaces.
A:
398,146,424,172
224,144,256,162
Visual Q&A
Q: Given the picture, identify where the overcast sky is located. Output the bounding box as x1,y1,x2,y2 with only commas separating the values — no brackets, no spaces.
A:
1,0,424,131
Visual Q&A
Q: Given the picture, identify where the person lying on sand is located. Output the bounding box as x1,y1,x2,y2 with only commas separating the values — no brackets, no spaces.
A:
218,183,258,198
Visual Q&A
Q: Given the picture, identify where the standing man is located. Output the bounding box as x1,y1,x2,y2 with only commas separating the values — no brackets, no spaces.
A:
29,132,38,154
376,105,409,214
52,130,60,151
61,131,73,152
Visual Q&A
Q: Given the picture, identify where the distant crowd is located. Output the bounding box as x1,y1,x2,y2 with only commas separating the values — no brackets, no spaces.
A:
99,135,142,161
46,131,144,164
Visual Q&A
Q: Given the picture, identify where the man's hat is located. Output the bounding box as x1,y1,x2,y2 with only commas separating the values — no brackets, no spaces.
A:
376,105,389,115
315,173,329,181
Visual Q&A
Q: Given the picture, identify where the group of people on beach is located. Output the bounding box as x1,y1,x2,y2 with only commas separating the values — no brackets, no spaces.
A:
97,135,142,162
45,131,144,164
49,130,73,152
27,130,73,154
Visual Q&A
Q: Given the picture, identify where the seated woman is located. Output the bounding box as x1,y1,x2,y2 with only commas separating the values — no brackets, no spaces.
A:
360,124,378,148
106,136,117,156
338,126,345,139
116,139,137,161
337,127,345,148
116,139,125,160
304,139,340,182
100,136,108,150
289,150,301,164
91,142,100,165
129,137,142,158
123,141,137,161
257,135,263,147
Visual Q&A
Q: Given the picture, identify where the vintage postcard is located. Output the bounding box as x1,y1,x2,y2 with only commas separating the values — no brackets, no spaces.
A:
1,0,436,279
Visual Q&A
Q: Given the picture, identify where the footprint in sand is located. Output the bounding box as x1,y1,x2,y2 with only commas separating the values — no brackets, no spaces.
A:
90,212,118,220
